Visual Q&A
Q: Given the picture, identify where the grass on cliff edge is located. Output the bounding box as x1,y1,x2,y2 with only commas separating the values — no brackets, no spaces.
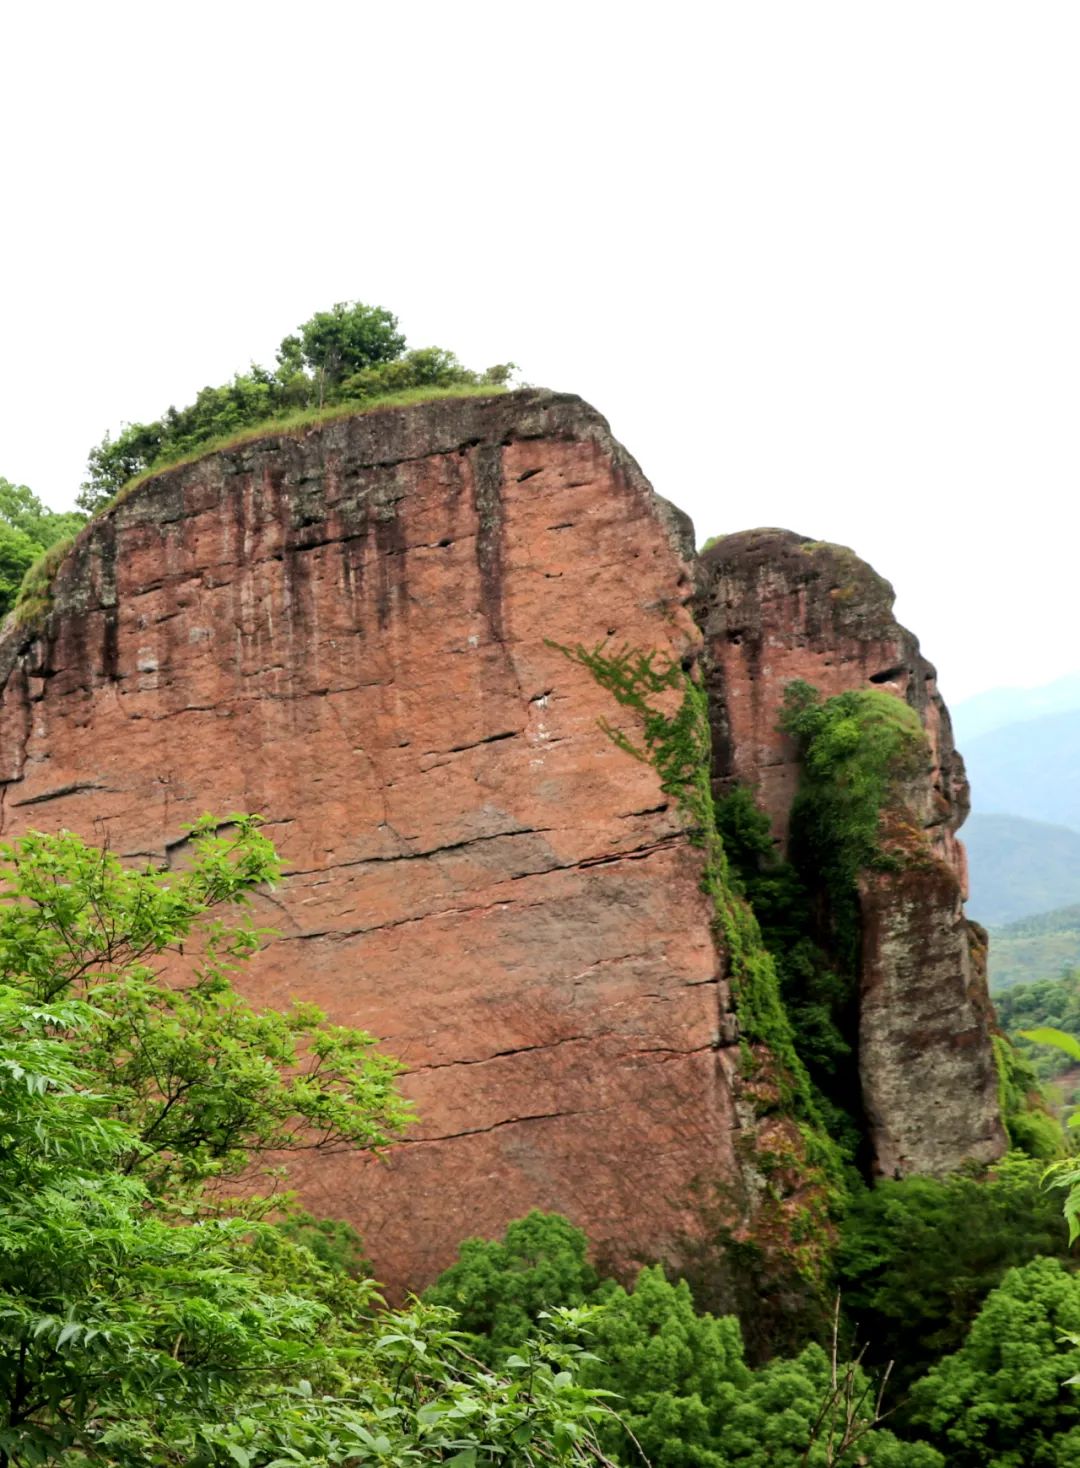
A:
111,382,506,504
9,383,507,630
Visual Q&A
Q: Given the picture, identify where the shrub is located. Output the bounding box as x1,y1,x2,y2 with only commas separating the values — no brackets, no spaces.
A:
835,1154,1071,1392
908,1256,1080,1466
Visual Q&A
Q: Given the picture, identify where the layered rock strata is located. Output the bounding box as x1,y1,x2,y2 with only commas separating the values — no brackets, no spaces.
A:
696,530,1005,1178
0,392,740,1291
0,403,1006,1288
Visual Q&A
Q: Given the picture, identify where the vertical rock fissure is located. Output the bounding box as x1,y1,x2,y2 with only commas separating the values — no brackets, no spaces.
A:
471,443,506,643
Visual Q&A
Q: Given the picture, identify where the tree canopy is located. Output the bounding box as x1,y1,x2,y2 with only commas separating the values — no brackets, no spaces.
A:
77,302,514,513
0,822,614,1465
0,479,84,618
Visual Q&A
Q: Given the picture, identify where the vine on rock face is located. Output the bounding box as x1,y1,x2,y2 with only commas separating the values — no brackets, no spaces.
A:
779,682,926,977
548,641,845,1283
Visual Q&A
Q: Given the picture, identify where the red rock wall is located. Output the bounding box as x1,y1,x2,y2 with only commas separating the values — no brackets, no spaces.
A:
0,392,741,1291
696,530,1005,1178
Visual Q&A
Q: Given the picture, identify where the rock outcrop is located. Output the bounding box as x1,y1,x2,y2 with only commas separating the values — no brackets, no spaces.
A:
0,397,1006,1288
696,530,1005,1178
0,392,742,1290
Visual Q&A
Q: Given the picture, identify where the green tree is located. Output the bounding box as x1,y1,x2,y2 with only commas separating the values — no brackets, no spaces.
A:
584,1266,749,1467
77,304,511,512
721,1343,942,1467
0,819,409,1205
0,479,85,618
908,1256,1080,1466
834,1154,1070,1393
0,824,614,1465
424,1211,604,1363
427,1213,944,1467
292,301,406,404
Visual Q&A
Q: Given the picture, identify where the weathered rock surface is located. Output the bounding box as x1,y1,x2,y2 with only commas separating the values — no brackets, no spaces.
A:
0,391,743,1290
0,408,1007,1287
697,529,1006,1178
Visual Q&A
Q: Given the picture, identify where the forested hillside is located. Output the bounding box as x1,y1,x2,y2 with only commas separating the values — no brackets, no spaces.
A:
989,904,1080,990
965,813,1080,928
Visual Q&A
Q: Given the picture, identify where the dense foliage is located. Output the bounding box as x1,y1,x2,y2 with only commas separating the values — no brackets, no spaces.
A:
714,787,861,1161
0,824,615,1465
427,1213,945,1467
78,302,513,512
0,479,84,617
779,682,925,976
996,970,1080,1100
907,1257,1080,1466
834,1156,1071,1393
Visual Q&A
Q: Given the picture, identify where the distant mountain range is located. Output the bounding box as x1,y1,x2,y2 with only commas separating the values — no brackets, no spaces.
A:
960,709,1080,833
952,671,1080,744
950,672,1080,985
964,813,1080,928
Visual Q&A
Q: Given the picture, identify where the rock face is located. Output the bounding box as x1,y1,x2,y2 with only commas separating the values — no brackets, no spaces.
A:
0,392,742,1291
0,402,1005,1288
696,530,1005,1178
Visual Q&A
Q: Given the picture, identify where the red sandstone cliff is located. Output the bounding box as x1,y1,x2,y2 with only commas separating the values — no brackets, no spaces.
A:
0,392,742,1290
0,402,1005,1289
696,529,1005,1178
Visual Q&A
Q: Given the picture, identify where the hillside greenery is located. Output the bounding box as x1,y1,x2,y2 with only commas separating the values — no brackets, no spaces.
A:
995,970,1080,1109
15,813,1076,1465
0,821,617,1466
426,1200,1080,1467
427,1212,944,1467
77,301,513,513
0,479,85,618
989,903,1080,991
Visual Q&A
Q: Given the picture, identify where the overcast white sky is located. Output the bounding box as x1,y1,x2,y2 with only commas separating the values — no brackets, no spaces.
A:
3,2,1078,704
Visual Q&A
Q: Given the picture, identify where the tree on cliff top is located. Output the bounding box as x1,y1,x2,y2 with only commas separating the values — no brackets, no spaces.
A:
0,478,84,619
77,302,514,513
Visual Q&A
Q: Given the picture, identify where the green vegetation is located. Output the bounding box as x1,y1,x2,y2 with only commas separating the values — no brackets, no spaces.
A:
0,479,85,619
0,822,614,1465
992,1032,1063,1156
834,1155,1070,1393
548,642,845,1285
988,903,1080,991
425,1211,606,1364
77,301,514,513
996,971,1080,1105
780,682,926,975
427,1213,943,1467
907,1256,1080,1466
714,786,861,1161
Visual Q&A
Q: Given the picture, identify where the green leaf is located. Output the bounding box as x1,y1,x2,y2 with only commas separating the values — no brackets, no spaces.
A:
1018,1026,1080,1063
